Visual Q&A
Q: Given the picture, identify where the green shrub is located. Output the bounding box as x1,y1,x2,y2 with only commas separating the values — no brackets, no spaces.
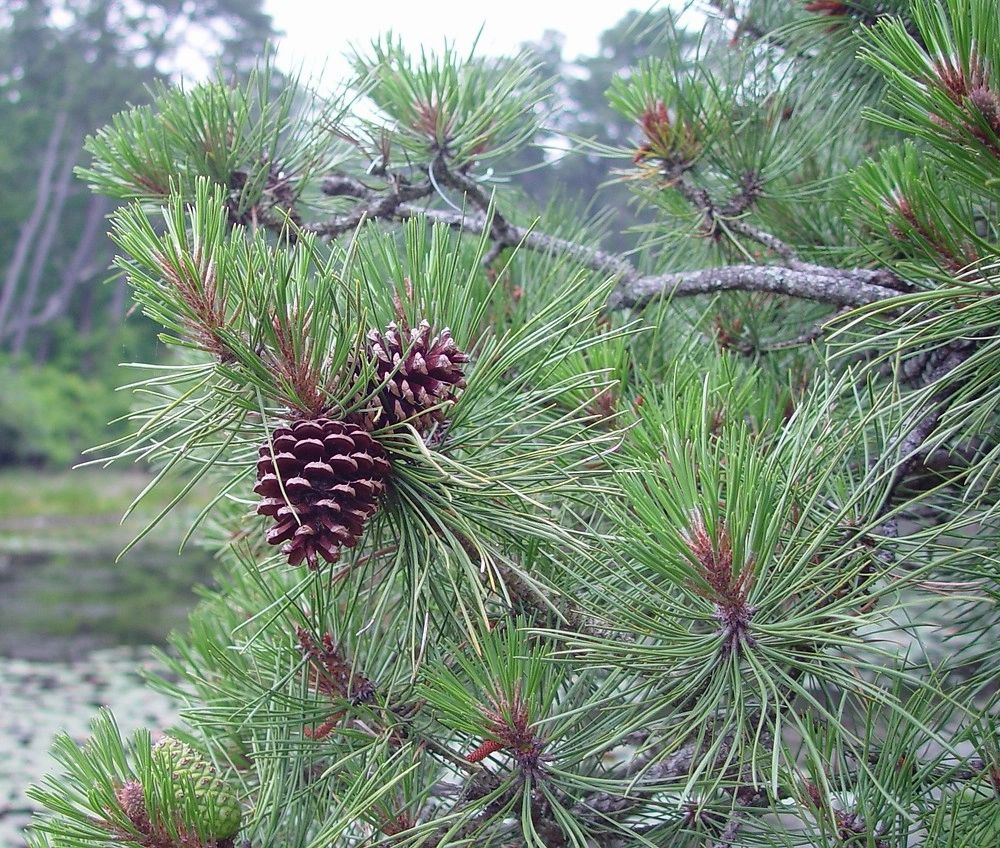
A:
0,357,130,466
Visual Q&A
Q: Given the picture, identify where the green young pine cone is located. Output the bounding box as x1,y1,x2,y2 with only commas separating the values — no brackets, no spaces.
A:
151,736,241,841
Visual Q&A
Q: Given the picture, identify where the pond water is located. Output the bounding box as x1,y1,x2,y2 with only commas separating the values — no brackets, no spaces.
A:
0,545,214,661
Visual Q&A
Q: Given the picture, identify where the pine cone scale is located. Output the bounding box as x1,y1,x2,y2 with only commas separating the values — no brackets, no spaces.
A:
295,438,325,460
325,434,355,452
266,520,298,545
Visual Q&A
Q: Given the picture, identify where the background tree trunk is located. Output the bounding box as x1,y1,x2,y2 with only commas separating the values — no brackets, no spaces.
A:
24,194,109,333
0,109,69,338
9,137,81,354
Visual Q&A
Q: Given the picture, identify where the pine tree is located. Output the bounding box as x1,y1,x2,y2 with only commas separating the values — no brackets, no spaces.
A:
24,3,1000,846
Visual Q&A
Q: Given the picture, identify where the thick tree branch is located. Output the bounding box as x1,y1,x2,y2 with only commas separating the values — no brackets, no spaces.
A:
312,174,901,311
607,263,897,310
394,206,896,309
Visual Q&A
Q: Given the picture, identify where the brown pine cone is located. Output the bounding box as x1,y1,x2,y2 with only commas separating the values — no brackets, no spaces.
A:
364,320,468,432
254,418,390,568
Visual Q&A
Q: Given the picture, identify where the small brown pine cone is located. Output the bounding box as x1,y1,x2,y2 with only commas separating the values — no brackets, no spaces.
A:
114,779,150,833
254,418,390,568
364,320,468,432
971,86,1000,133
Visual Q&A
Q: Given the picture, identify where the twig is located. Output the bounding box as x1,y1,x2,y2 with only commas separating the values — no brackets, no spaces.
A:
752,308,851,353
706,0,800,51
425,772,519,848
314,175,433,237
875,338,979,519
856,750,989,783
572,743,701,819
450,528,596,635
710,811,746,848
431,158,517,247
674,175,800,265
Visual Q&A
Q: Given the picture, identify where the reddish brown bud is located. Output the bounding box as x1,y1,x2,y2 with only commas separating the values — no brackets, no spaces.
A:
681,511,756,657
466,738,505,763
634,99,699,167
474,686,545,773
803,0,849,14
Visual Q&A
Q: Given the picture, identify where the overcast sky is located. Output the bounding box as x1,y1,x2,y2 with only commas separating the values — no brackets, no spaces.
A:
263,1,664,85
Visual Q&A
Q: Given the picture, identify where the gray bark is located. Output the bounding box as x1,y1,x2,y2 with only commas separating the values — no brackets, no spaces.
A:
0,110,70,336
19,194,109,334
10,137,81,354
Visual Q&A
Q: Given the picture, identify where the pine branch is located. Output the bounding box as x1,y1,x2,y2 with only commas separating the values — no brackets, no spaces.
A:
729,307,852,355
430,157,517,246
450,528,596,635
571,738,770,848
858,749,991,783
709,813,745,848
705,0,816,57
39,13,1000,847
606,262,898,310
424,772,517,848
571,742,700,819
312,174,901,311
